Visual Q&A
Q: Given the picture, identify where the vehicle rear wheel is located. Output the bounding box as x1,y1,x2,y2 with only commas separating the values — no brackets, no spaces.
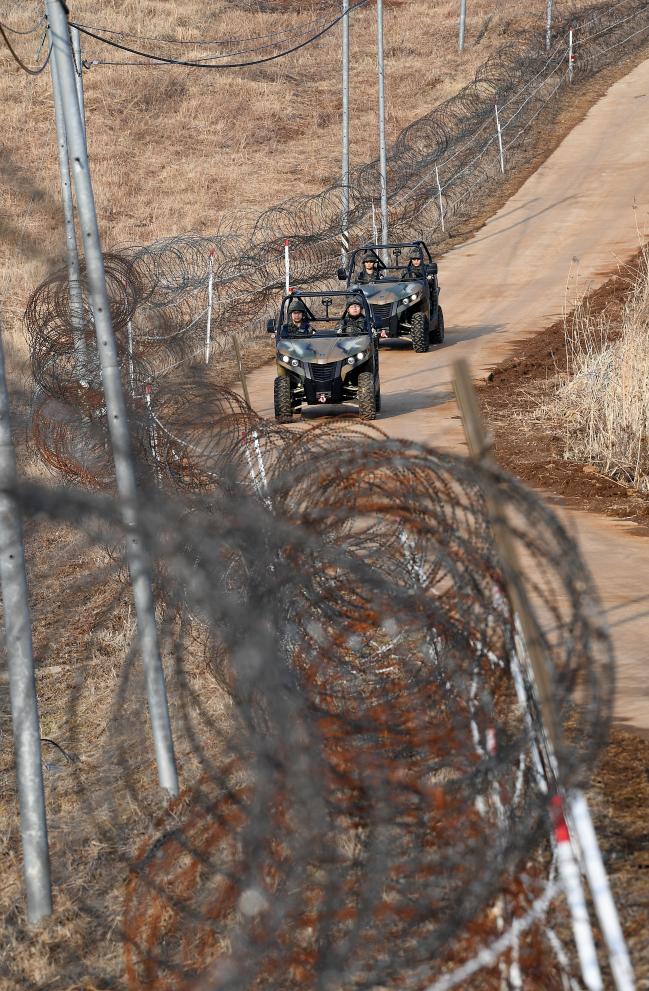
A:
274,376,293,422
411,312,429,353
358,371,377,420
430,306,445,346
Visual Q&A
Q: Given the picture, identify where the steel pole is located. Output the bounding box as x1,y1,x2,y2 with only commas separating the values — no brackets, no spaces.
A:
46,0,179,796
49,37,86,379
459,0,467,52
70,25,86,141
341,0,350,263
545,0,554,52
0,327,52,923
376,0,388,246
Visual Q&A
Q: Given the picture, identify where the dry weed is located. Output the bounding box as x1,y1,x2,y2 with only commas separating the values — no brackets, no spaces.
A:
545,246,649,490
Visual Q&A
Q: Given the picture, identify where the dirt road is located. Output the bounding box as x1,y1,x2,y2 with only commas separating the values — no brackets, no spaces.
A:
247,58,649,732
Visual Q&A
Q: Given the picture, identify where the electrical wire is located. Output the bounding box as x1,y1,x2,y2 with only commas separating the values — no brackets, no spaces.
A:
0,23,51,75
0,15,45,36
77,12,343,67
73,0,368,70
71,7,341,48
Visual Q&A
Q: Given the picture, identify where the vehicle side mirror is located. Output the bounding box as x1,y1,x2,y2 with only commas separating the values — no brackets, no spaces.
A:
266,318,276,334
337,267,347,281
429,262,438,274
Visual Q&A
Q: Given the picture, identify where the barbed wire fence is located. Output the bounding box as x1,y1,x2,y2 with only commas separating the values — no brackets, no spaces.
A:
25,0,649,474
2,0,647,985
0,405,618,988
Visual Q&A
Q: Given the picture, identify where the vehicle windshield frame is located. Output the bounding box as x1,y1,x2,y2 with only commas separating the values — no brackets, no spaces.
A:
277,290,374,337
348,241,432,283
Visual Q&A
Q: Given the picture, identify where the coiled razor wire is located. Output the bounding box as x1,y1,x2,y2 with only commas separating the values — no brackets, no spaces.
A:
25,0,649,452
0,430,612,987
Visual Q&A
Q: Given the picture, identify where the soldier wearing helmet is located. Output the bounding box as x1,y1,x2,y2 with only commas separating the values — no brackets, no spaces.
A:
337,295,367,336
356,250,381,284
400,252,425,281
284,297,312,336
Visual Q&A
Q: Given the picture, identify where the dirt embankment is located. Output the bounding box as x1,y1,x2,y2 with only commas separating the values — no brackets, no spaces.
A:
479,249,649,531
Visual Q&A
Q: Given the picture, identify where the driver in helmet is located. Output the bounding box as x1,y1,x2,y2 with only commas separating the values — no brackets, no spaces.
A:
336,295,367,336
400,253,425,280
356,251,381,284
284,297,312,336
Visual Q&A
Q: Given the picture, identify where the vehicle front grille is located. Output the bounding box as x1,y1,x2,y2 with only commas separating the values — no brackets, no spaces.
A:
370,302,393,322
311,362,337,382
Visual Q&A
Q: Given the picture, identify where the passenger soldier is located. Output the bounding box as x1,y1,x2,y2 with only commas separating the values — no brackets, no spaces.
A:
400,253,425,280
337,296,367,336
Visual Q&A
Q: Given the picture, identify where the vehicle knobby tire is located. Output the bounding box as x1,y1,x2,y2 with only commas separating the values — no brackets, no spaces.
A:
411,311,429,353
274,376,293,422
430,306,445,346
358,371,377,420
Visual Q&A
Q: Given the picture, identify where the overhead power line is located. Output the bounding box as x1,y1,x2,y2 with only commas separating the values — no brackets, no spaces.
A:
0,22,51,75
71,7,341,48
72,1,369,69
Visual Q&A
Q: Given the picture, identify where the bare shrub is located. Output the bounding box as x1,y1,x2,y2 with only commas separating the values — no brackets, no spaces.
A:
547,247,649,490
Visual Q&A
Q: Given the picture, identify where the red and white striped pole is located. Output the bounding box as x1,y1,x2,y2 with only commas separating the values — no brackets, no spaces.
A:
550,794,603,990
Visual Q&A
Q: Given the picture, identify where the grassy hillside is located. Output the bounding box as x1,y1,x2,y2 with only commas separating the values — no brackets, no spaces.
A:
1,0,591,372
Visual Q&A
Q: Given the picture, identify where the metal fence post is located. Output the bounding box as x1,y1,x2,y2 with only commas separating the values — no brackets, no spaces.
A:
459,0,467,52
0,327,52,923
205,251,214,365
46,0,178,796
284,239,290,293
232,334,251,407
495,104,505,173
341,0,350,263
435,165,445,232
49,34,86,380
376,0,389,246
70,25,86,141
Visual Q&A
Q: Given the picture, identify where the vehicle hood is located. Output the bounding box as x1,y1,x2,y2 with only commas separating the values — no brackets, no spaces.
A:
350,281,420,304
277,334,371,363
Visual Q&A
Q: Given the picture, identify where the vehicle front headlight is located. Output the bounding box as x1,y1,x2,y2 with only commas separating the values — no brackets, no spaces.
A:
409,292,420,302
356,351,365,361
291,358,299,367
282,355,290,363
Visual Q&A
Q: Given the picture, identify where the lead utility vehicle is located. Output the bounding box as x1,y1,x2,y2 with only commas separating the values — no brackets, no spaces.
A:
266,290,380,422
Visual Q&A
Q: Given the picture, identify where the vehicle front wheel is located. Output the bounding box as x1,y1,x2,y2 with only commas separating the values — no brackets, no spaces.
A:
274,376,293,422
358,371,377,420
430,306,445,346
411,312,429,353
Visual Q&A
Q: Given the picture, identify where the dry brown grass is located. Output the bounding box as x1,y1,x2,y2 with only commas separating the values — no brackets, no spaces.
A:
544,247,649,491
0,0,592,381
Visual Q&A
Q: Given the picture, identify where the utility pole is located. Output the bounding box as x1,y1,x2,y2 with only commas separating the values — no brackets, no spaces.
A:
376,0,388,246
0,327,52,923
70,25,87,142
341,0,350,263
545,0,554,53
49,36,86,379
46,0,179,797
459,0,467,52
